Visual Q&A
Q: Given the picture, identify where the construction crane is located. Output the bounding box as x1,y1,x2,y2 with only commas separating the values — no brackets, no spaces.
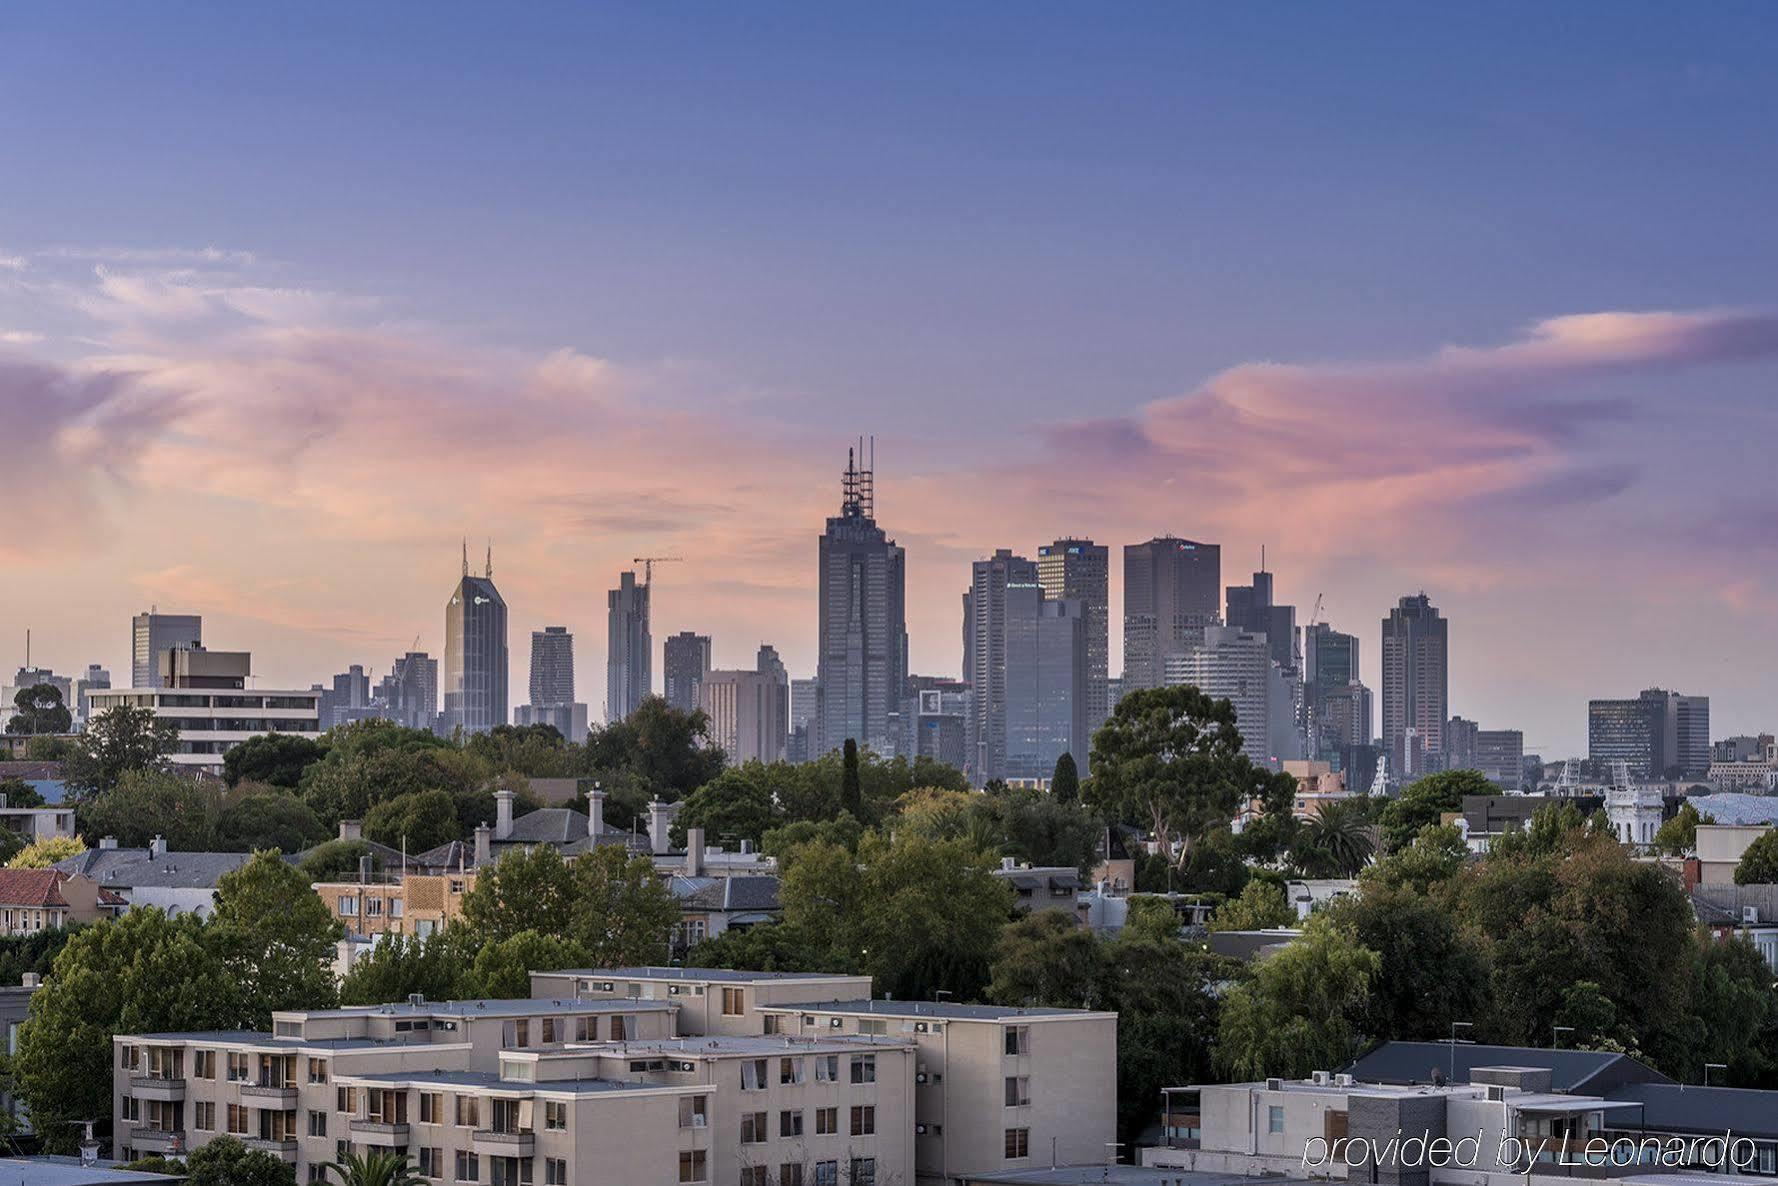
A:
633,556,682,585
1307,593,1325,630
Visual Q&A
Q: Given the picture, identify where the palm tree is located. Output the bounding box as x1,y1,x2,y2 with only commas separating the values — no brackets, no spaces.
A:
319,1151,427,1186
1297,798,1376,877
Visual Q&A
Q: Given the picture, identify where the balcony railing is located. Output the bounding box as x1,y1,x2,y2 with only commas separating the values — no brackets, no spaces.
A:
240,1082,299,1105
129,1128,184,1153
129,1075,187,1100
245,1137,299,1162
350,1120,412,1145
472,1129,536,1157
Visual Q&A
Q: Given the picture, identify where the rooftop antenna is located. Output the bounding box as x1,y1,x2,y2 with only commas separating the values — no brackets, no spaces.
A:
461,539,469,579
485,541,493,580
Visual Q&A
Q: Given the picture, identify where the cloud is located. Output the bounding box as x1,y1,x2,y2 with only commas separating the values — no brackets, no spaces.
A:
0,330,44,345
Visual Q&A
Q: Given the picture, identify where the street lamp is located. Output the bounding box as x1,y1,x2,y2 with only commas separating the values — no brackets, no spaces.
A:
1449,1021,1474,1083
1552,1025,1575,1049
1704,1062,1728,1087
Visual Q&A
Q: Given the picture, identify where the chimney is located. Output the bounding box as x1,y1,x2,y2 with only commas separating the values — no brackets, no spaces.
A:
686,827,705,877
20,973,40,989
587,783,605,838
99,836,118,851
339,819,363,843
473,823,492,867
647,800,680,855
149,835,168,859
495,788,515,840
1001,856,1016,871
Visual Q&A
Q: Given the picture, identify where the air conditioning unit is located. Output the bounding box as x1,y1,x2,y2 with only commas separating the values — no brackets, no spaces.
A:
915,1073,929,1084
1744,906,1761,925
1266,1078,1284,1091
1335,1074,1354,1087
1485,1085,1506,1102
829,1018,843,1028
1312,1070,1332,1086
914,1022,929,1033
668,985,685,995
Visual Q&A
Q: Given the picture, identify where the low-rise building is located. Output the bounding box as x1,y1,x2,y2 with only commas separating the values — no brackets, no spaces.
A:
992,861,1084,917
54,838,256,919
528,968,876,1040
86,649,320,773
1694,823,1772,885
0,869,126,935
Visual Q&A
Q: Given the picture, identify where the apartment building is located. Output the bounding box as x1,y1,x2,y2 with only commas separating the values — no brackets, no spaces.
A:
112,996,679,1178
527,968,875,1040
87,649,320,772
758,1000,1117,1186
315,871,475,941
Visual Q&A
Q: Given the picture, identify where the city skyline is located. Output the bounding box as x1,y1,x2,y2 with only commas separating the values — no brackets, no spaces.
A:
4,6,1778,752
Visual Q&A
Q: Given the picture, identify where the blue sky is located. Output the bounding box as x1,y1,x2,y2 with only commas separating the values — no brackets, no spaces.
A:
3,3,1776,749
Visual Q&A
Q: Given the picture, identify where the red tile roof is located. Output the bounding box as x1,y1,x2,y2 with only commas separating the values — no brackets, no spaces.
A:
0,867,124,909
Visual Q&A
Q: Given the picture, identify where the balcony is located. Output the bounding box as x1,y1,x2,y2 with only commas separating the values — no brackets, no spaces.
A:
129,1076,187,1102
245,1137,299,1162
239,1082,299,1108
473,1129,536,1158
129,1128,185,1155
350,1120,412,1146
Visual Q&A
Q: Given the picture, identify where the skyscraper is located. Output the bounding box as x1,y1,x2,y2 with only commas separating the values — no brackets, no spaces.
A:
378,651,438,732
1225,562,1297,672
1122,537,1220,691
699,668,788,765
131,611,202,688
606,570,651,723
1381,593,1449,777
1037,538,1109,724
1304,623,1361,760
320,664,372,729
1164,624,1295,767
442,550,508,735
528,626,576,707
815,445,907,758
1589,688,1711,778
74,664,110,722
662,632,712,714
964,550,1087,783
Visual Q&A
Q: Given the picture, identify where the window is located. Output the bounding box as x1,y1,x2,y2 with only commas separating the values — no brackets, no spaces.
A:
455,1095,480,1128
1268,1105,1285,1134
309,1057,329,1084
679,1150,708,1183
575,1016,594,1042
813,1162,838,1186
780,1056,804,1084
545,1100,567,1130
193,1049,216,1079
849,1055,875,1084
857,1019,886,1036
421,1093,444,1124
227,1051,251,1081
779,1167,803,1186
849,1159,876,1186
850,1105,875,1136
723,987,745,1016
542,1017,558,1044
308,1110,328,1137
194,1101,215,1131
418,1148,445,1179
545,1159,568,1185
339,897,358,917
503,1019,531,1047
780,1109,803,1138
1005,1127,1030,1159
337,1086,359,1116
611,1014,629,1041
1004,1026,1031,1056
455,1151,479,1183
814,1055,838,1082
815,1107,838,1135
763,1014,783,1035
228,1104,249,1135
741,1111,768,1143
1004,1076,1030,1106
742,1058,768,1090
366,897,383,917
680,1095,709,1129
741,1169,768,1186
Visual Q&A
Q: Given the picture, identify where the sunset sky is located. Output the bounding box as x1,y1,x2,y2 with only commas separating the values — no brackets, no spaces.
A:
3,4,1776,753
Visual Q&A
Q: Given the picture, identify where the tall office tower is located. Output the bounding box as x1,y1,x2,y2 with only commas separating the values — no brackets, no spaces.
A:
1475,729,1525,789
963,549,1036,781
1446,715,1480,771
1381,593,1449,777
756,644,787,685
1303,623,1360,759
815,445,907,759
131,611,202,688
528,627,576,706
902,676,971,772
787,677,819,763
318,664,372,730
1122,537,1220,691
606,570,651,723
379,651,438,732
74,664,111,721
1320,681,1373,757
963,550,1086,783
1224,561,1297,671
699,669,788,765
1164,625,1277,764
1674,694,1710,778
1037,539,1109,727
442,550,509,735
1589,688,1711,778
662,632,712,714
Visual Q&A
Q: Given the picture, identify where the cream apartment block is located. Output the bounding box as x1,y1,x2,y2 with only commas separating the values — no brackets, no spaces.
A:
529,968,1118,1186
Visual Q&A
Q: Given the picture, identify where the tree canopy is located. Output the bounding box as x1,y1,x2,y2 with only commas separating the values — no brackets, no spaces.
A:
62,705,178,797
6,683,71,736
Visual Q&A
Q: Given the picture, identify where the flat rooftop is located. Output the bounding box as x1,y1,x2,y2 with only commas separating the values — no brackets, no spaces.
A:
341,1069,658,1096
758,998,1112,1021
0,1158,180,1185
967,1170,1320,1186
541,966,867,983
125,1031,466,1052
285,997,675,1020
580,1034,916,1057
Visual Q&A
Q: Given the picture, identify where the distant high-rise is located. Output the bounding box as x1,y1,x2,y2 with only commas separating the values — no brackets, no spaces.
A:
442,550,508,735
1381,593,1448,776
606,570,651,723
1304,623,1360,761
788,677,820,763
1225,561,1297,671
1320,681,1373,758
1123,537,1220,691
1038,538,1109,725
131,611,202,688
320,664,372,730
662,632,712,714
964,550,1087,782
699,669,788,765
74,664,110,721
528,626,576,707
378,651,438,732
815,445,907,758
1589,688,1710,778
1165,624,1299,767
1475,729,1525,789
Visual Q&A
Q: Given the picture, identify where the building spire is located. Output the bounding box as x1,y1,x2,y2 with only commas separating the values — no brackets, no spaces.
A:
485,541,493,580
462,539,469,579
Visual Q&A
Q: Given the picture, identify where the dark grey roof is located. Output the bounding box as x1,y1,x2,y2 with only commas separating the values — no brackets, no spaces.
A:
304,998,673,1019
411,814,636,870
287,838,409,871
1691,883,1778,926
549,967,864,984
672,875,781,913
1343,1040,1673,1093
54,848,253,890
1205,929,1301,962
765,998,1111,1021
1605,1082,1778,1138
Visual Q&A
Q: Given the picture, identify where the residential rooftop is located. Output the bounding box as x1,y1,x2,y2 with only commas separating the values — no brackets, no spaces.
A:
339,1069,663,1096
577,1034,917,1057
547,966,867,983
283,996,674,1020
757,998,1114,1021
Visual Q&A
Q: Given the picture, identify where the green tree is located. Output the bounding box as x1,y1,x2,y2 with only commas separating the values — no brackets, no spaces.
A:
77,768,223,850
185,1134,297,1186
215,788,329,853
468,929,589,999
567,844,680,968
761,813,864,858
1556,980,1618,1047
578,697,726,827
1216,914,1381,1079
1050,752,1080,804
1689,933,1778,1084
987,909,1102,1007
364,789,462,852
841,739,862,818
209,852,342,1025
318,1150,426,1186
465,723,575,779
299,839,382,883
1327,884,1488,1041
1652,801,1713,856
1208,879,1294,932
6,834,86,868
223,733,327,789
0,925,82,986
670,766,781,848
460,844,576,944
62,705,179,797
1291,797,1376,877
1362,822,1467,895
1378,769,1494,853
1087,684,1294,869
0,777,47,808
981,785,1101,873
339,931,470,1006
16,909,238,1151
6,684,72,736
1735,830,1778,885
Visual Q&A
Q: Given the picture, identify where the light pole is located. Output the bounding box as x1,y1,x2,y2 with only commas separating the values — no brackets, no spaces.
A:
1552,1025,1575,1048
1449,1021,1474,1083
1704,1062,1728,1087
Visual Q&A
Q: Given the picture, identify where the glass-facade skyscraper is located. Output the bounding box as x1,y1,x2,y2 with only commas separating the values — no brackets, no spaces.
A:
1037,538,1109,726
443,561,508,735
606,570,651,723
816,446,907,759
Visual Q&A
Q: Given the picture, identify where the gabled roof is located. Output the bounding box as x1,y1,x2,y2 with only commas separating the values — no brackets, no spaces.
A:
1343,1040,1673,1093
0,868,126,908
672,874,781,913
54,848,255,890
